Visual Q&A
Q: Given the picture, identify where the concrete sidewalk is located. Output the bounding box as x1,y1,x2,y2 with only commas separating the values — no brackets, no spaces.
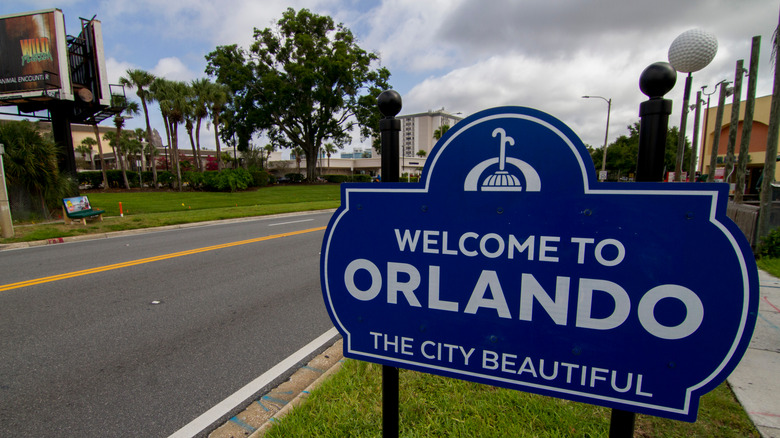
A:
728,269,780,438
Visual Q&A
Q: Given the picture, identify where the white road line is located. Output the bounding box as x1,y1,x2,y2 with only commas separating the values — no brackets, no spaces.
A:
168,327,340,438
269,219,315,226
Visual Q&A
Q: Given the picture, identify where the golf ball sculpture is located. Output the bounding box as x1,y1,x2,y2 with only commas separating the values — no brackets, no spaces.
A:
668,29,718,73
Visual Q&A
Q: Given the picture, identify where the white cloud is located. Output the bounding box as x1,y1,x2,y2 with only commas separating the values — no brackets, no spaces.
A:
150,57,198,82
105,57,136,86
2,0,776,153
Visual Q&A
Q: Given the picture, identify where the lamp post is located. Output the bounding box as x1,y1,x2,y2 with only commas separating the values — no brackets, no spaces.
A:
688,92,706,182
699,82,724,173
668,29,718,182
582,95,611,181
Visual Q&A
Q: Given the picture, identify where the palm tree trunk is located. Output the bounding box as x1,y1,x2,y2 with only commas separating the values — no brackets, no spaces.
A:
759,15,780,238
171,121,182,191
93,125,108,190
213,113,222,171
187,127,199,172
195,118,203,172
140,97,158,186
116,126,130,189
162,114,172,172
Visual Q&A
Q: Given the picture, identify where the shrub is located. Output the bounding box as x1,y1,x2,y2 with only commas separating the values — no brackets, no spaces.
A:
125,170,139,188
141,171,155,185
202,169,252,192
353,174,372,182
285,173,305,183
323,174,350,183
759,227,780,258
105,170,124,188
248,168,270,187
182,171,204,189
77,171,104,188
157,171,175,187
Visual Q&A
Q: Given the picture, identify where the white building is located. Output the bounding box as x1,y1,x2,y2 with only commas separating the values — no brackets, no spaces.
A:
399,108,464,158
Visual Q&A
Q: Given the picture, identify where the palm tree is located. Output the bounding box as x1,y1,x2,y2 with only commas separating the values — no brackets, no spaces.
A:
263,144,275,169
119,69,158,186
92,125,108,189
416,150,427,158
433,124,450,141
144,139,159,177
292,146,304,177
206,83,231,171
183,95,200,172
76,137,96,170
111,97,140,189
125,131,145,186
323,143,336,173
151,78,173,177
191,78,211,171
152,79,190,190
132,128,146,169
0,120,73,216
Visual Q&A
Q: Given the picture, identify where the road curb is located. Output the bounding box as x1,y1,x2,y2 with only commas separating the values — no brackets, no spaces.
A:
245,340,344,438
168,328,341,438
0,209,337,252
201,337,344,438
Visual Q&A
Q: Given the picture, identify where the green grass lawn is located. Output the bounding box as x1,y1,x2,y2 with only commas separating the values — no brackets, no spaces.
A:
1,185,340,243
84,184,340,215
265,360,758,437
757,256,780,278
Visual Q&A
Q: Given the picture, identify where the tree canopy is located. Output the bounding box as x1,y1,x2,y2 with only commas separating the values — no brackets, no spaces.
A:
1,120,74,216
205,8,391,180
588,122,691,181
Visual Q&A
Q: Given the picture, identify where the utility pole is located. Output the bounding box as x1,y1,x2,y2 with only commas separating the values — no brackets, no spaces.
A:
689,90,703,182
758,9,780,238
724,60,745,186
0,144,14,238
707,81,732,181
735,36,761,203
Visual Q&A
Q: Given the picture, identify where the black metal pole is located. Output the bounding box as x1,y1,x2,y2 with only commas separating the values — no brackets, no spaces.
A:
50,102,79,190
382,364,399,437
609,409,637,438
377,89,402,438
607,62,677,438
636,62,677,183
379,90,402,183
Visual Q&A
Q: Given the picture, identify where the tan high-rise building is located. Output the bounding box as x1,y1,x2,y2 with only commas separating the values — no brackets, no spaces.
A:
398,108,464,158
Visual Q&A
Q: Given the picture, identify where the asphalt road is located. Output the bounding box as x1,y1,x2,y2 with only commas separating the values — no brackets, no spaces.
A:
0,212,335,437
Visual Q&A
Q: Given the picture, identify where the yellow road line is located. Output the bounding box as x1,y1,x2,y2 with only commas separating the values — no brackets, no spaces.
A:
0,226,326,293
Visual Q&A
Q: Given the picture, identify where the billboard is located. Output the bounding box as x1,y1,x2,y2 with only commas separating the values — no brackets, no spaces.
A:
0,9,73,104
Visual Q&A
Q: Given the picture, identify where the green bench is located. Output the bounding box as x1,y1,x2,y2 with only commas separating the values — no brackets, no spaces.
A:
62,196,105,225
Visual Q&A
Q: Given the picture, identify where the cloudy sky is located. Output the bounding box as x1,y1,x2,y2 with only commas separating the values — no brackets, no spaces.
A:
1,0,777,156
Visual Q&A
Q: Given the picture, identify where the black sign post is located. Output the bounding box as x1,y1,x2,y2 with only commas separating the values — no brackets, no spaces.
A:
378,89,402,438
636,62,677,183
609,62,677,438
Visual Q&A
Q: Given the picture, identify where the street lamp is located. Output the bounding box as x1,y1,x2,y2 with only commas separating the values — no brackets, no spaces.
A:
582,95,611,181
688,92,707,182
699,83,719,173
668,29,718,181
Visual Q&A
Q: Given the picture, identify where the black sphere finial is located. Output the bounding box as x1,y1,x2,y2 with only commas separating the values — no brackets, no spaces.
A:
378,90,402,118
639,62,677,99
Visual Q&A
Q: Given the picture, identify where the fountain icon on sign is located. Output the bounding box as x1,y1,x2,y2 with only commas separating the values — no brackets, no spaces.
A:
463,127,541,192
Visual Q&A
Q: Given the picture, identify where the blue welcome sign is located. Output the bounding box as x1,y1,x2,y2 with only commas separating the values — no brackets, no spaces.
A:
320,106,758,421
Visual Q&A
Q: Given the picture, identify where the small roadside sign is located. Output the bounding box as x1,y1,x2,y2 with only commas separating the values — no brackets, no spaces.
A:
320,106,758,422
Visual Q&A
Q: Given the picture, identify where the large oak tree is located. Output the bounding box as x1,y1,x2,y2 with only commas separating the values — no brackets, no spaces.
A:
206,8,390,180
